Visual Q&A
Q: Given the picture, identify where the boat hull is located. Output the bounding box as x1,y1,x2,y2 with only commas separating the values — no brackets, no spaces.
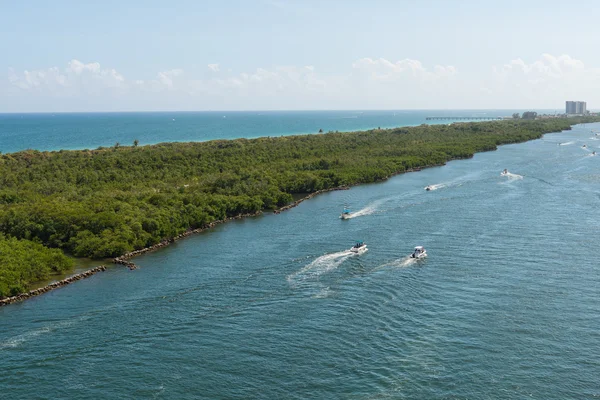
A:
350,246,368,255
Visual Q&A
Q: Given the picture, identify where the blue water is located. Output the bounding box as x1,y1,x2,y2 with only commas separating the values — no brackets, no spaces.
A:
0,109,547,154
1,122,599,398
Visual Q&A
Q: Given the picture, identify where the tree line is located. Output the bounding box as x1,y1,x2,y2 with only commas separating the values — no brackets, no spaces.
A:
0,116,598,297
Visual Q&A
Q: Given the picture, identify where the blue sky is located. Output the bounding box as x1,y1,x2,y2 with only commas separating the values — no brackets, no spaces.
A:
2,0,599,111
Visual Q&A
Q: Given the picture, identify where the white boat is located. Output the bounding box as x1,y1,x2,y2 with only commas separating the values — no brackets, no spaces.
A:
500,169,509,176
350,241,368,254
425,185,433,191
340,207,351,220
411,246,427,259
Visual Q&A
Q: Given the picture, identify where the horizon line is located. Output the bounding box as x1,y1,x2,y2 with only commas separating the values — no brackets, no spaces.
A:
0,108,571,115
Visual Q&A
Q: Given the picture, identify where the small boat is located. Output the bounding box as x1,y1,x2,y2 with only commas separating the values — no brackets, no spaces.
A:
350,241,368,254
500,169,509,176
425,185,433,191
582,144,587,148
411,246,427,259
340,207,351,220
592,151,597,156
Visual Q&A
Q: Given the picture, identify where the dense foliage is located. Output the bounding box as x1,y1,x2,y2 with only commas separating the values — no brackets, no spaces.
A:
0,234,74,297
0,117,598,297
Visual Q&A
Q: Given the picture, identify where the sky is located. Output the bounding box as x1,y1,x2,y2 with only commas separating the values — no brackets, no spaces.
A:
1,0,600,112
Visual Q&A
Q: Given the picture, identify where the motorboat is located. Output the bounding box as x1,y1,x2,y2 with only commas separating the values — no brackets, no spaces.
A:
340,207,351,220
411,246,427,259
582,144,587,148
350,241,368,254
500,169,509,176
425,185,433,191
592,151,597,156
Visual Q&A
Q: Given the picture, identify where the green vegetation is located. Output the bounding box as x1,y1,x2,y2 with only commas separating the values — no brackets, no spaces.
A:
522,111,538,120
0,117,598,297
0,234,74,297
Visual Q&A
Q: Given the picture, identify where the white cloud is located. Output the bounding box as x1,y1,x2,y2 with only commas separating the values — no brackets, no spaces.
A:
157,69,183,88
4,54,600,111
485,54,600,107
8,59,125,93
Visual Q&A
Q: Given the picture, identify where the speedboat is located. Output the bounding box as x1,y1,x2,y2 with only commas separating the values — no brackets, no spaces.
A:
411,246,427,259
500,169,508,176
350,241,368,254
425,185,433,191
582,144,587,148
340,207,351,220
592,151,597,156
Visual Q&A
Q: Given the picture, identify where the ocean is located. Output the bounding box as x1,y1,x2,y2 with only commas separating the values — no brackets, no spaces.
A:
1,112,598,399
0,109,551,154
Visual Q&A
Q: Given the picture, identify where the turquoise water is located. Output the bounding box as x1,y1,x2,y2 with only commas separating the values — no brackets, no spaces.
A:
0,110,543,154
2,122,600,398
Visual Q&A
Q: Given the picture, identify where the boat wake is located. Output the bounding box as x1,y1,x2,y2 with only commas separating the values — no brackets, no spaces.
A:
287,250,353,283
502,172,523,180
344,199,385,219
0,315,89,349
346,206,376,218
373,256,417,271
559,141,575,146
424,183,447,191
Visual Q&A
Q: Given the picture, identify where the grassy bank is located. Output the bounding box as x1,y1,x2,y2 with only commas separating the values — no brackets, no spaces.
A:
0,117,598,297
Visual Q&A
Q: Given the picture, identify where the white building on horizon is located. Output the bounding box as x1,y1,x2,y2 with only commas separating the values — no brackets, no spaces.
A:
566,101,587,114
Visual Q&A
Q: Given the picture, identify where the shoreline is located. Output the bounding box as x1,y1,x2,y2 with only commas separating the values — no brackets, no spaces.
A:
113,162,453,269
0,266,107,307
0,113,507,155
0,119,595,304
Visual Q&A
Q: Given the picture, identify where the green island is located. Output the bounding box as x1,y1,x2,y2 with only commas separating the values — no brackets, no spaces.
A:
1,117,598,298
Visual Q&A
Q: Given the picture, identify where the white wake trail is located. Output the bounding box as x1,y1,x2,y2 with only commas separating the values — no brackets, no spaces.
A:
502,172,523,180
344,199,385,219
373,255,417,272
425,183,447,191
559,141,575,146
287,250,353,283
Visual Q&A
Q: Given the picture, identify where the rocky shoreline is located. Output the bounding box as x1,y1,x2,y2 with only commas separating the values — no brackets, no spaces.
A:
0,170,451,306
113,186,354,269
0,265,107,306
112,210,264,269
273,185,350,214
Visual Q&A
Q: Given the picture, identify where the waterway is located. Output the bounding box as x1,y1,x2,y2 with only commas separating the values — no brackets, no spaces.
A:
1,123,599,398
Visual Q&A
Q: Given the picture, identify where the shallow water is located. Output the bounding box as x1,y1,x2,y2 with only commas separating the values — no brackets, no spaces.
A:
1,123,600,398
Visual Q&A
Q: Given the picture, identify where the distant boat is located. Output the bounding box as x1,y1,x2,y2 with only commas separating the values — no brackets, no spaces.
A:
425,185,433,191
340,207,351,220
411,246,427,259
501,169,509,176
350,241,368,254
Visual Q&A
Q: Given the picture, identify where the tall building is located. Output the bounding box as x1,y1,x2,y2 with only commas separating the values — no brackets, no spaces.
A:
566,101,586,114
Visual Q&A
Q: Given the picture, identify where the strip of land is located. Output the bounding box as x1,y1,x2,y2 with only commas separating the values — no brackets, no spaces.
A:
1,117,598,299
